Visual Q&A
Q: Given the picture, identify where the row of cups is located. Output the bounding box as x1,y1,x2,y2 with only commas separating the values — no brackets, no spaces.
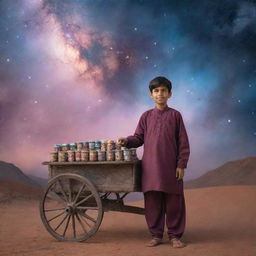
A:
53,140,122,152
50,148,137,162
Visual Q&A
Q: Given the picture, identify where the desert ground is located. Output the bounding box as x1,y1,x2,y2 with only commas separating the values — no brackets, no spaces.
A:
0,185,256,256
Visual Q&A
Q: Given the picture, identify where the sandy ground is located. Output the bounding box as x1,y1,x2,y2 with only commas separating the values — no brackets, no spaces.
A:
0,185,256,256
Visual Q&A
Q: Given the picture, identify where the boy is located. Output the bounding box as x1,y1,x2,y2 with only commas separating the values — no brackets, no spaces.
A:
118,76,190,248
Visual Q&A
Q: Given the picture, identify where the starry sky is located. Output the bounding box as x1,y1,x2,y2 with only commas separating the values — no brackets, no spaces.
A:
0,0,255,180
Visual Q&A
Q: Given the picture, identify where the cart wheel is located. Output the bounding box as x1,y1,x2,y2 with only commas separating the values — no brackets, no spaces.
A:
40,173,104,242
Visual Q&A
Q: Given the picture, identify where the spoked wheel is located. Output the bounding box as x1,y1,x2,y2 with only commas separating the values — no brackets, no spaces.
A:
40,173,104,242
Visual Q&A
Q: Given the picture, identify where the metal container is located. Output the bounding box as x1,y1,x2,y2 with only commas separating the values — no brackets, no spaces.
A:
75,151,81,161
89,141,95,151
89,150,97,161
115,150,124,161
69,143,76,151
107,140,115,151
95,140,101,150
83,142,89,151
62,144,70,151
53,144,61,151
81,150,89,162
50,151,58,162
100,140,107,151
67,150,75,162
58,151,68,162
106,150,115,161
123,149,132,161
97,150,106,161
115,142,122,150
130,148,138,160
77,142,83,151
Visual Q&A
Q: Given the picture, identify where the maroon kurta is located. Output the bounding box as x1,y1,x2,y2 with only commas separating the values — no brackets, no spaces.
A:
124,105,190,194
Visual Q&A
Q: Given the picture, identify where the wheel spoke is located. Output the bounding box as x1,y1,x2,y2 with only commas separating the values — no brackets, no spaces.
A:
76,193,94,206
44,207,66,212
47,210,66,222
47,190,66,205
74,184,86,204
72,214,76,238
54,213,69,231
57,179,69,203
68,179,72,203
79,211,96,223
63,214,71,237
75,213,88,233
76,206,99,210
78,212,92,228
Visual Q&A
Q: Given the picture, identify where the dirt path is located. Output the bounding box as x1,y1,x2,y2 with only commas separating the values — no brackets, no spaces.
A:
0,185,256,256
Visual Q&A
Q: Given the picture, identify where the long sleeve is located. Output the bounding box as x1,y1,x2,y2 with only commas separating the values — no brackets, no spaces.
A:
176,112,190,169
124,113,145,148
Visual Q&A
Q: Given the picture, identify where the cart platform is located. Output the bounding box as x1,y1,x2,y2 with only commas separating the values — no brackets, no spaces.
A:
42,160,142,193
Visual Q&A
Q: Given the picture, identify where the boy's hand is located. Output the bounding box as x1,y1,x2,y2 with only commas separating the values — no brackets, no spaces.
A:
117,137,127,146
176,168,184,180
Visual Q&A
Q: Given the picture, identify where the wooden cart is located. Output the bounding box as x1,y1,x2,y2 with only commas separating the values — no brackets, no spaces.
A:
40,160,144,242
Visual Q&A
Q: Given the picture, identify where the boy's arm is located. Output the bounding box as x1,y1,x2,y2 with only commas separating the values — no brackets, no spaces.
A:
124,114,145,148
176,112,190,169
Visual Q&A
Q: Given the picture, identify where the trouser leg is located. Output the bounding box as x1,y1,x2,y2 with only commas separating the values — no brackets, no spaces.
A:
144,191,165,239
164,193,186,240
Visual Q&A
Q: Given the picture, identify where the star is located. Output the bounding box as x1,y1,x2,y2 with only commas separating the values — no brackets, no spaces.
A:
34,100,38,104
228,119,231,123
145,56,149,60
248,84,252,87
6,58,10,62
134,27,138,31
153,42,157,45
28,76,32,79
238,99,241,103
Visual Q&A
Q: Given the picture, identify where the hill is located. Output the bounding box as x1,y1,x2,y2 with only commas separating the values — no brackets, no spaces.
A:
184,156,256,189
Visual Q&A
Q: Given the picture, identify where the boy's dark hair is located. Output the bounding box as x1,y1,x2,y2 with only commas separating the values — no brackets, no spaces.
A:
149,76,172,93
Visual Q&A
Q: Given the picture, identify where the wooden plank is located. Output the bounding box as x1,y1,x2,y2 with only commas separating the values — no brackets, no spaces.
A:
42,161,139,166
44,160,142,192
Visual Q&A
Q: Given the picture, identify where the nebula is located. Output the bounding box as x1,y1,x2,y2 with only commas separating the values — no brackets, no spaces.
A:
0,0,255,179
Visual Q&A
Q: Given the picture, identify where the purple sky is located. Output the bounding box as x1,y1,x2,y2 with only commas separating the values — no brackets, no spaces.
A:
0,0,255,180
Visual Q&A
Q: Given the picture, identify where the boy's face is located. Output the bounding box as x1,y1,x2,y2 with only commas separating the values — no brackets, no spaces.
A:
150,85,172,105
